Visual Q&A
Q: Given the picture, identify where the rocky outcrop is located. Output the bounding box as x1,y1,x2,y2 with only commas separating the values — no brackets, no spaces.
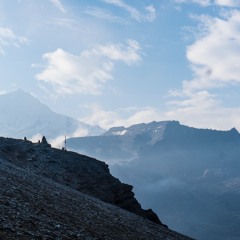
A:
0,136,163,226
0,156,193,239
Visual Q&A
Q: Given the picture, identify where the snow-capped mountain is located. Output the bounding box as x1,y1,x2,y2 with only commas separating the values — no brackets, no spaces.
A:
104,121,168,144
104,121,168,136
67,121,240,240
0,90,104,141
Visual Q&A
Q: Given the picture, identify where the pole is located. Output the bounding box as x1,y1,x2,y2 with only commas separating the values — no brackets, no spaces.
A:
64,135,67,150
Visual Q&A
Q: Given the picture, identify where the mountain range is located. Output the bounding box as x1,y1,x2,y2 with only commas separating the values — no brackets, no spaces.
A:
0,90,104,141
67,121,240,240
1,89,239,239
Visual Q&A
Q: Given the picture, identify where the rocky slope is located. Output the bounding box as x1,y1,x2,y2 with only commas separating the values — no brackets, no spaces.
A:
0,155,193,240
0,136,163,226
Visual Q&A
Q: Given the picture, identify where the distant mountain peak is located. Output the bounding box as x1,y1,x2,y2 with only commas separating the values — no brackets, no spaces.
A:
0,90,104,140
8,89,34,98
103,120,180,144
13,88,27,93
104,120,172,136
229,127,239,134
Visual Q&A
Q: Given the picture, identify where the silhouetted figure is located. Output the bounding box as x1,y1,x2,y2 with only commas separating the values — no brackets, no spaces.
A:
41,136,51,147
41,136,47,144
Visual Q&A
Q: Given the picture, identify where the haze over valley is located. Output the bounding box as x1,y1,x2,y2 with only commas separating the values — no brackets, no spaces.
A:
67,120,240,240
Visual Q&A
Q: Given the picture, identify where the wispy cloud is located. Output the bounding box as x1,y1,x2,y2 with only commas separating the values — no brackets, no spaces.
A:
175,0,240,7
49,18,81,32
0,26,28,55
84,7,128,24
35,40,142,95
103,0,156,22
82,39,142,65
49,0,66,13
80,104,164,129
175,0,211,6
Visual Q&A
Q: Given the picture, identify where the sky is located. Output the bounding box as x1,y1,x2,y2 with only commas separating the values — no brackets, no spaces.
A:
1,0,240,131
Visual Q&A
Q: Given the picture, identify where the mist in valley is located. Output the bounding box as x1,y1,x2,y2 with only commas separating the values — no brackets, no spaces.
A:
68,122,240,240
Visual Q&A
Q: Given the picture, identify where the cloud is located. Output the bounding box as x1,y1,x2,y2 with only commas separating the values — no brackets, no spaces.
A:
183,10,240,92
165,98,240,131
0,90,7,95
165,8,240,131
103,0,156,22
81,96,240,132
49,0,66,13
48,127,89,149
50,18,79,30
35,40,142,95
175,0,240,7
83,39,142,65
80,104,164,129
175,0,240,6
0,26,28,55
30,126,90,149
84,7,128,24
214,0,240,6
175,0,211,6
168,90,217,108
30,133,43,143
36,48,113,95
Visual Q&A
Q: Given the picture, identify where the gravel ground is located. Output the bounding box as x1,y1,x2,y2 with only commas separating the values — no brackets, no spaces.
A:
0,157,193,240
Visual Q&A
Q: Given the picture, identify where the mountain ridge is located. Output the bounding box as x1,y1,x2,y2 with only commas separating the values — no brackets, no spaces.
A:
66,121,240,240
0,90,104,141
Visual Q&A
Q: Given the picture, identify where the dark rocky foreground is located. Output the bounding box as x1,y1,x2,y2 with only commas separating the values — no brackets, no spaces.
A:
0,137,160,224
0,137,193,239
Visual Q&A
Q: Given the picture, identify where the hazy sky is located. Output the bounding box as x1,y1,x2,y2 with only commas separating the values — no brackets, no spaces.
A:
1,0,240,131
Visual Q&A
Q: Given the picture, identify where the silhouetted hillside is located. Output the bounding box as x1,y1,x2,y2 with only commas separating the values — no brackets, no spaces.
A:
0,136,163,225
0,153,192,239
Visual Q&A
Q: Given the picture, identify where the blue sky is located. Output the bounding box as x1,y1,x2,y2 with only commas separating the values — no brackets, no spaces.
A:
1,0,240,131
